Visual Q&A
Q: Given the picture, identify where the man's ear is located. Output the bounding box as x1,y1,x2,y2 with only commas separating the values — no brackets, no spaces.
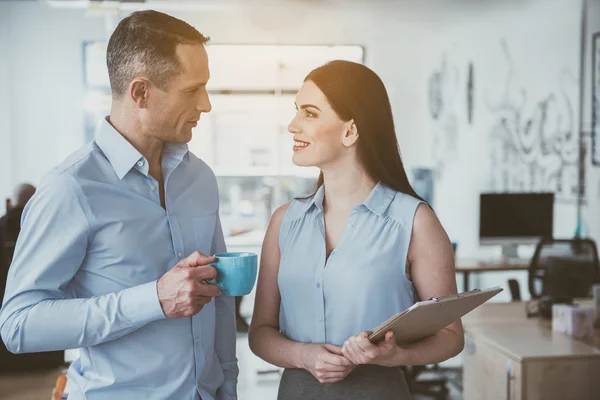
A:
129,78,150,108
342,120,359,147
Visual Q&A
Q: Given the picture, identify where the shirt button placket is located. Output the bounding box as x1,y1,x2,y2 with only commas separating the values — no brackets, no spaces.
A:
316,249,327,342
193,327,205,380
317,280,326,341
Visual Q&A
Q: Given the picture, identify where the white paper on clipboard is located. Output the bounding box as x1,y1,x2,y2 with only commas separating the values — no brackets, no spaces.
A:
368,286,503,344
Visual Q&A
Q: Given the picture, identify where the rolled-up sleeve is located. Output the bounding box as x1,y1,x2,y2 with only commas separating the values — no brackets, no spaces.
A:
211,215,239,400
0,172,166,354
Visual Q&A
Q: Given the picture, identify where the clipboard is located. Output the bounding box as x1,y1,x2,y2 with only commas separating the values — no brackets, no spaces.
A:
368,286,503,344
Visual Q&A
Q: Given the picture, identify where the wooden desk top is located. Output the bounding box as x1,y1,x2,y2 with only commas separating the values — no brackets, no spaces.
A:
463,301,529,324
463,302,600,362
455,258,529,272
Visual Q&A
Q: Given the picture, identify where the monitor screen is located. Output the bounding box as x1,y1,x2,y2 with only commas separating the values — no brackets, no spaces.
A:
479,193,554,240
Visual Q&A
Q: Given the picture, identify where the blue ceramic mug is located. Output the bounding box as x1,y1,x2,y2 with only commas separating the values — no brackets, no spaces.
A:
207,252,258,296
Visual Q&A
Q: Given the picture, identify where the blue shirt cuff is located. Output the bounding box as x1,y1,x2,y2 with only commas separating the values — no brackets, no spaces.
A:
217,387,237,400
121,280,166,326
218,361,238,400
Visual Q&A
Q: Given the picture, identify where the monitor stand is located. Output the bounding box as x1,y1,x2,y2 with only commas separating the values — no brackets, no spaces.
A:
501,244,520,261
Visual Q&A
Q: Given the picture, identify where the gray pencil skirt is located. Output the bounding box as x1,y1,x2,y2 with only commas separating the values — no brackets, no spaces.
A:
277,365,412,400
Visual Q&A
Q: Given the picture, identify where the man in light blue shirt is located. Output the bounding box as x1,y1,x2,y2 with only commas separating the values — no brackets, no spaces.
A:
0,10,237,400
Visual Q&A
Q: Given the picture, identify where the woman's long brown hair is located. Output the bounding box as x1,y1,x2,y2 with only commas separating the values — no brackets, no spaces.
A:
302,60,425,202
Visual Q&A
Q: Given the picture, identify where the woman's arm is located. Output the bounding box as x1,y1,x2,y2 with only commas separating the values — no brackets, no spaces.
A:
342,203,464,367
396,203,464,365
248,202,306,368
249,202,355,383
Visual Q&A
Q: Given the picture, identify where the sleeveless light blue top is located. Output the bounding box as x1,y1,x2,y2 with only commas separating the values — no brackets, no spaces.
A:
277,182,425,346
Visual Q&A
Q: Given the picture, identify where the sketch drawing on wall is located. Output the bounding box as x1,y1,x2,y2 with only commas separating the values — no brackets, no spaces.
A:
485,39,580,203
467,62,474,125
428,51,460,177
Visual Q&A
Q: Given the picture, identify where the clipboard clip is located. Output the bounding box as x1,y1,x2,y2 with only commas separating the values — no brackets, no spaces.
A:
428,289,481,302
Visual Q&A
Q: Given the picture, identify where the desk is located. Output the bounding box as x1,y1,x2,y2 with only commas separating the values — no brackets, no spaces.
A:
455,259,529,291
462,302,600,400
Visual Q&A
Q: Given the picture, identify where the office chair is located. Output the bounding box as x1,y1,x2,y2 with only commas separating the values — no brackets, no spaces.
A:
508,238,600,314
402,364,450,399
508,278,521,301
528,238,599,298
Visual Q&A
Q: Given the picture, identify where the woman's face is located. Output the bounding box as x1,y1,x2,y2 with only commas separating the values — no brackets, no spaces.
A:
288,80,355,169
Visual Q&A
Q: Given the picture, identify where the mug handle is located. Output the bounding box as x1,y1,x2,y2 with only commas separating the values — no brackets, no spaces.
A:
205,260,221,287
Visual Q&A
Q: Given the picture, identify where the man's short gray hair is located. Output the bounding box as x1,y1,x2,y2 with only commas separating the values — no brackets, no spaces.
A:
106,10,209,97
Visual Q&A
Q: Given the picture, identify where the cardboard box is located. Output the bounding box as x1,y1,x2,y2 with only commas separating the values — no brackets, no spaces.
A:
552,304,595,339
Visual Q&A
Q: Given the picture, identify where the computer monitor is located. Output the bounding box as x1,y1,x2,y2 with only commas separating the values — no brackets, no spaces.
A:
479,192,554,259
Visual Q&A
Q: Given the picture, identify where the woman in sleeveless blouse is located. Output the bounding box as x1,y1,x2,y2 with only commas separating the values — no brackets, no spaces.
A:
248,60,464,400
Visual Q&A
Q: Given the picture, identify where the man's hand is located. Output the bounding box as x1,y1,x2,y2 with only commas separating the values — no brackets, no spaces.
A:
157,251,221,318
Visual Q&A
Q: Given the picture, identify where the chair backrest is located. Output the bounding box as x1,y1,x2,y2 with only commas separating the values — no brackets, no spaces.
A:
528,238,600,299
508,279,522,301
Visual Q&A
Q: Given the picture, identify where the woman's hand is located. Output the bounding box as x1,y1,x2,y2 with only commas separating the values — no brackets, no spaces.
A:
300,343,357,383
341,331,403,367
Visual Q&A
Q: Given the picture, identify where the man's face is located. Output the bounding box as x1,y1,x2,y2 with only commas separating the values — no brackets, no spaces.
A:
142,43,211,143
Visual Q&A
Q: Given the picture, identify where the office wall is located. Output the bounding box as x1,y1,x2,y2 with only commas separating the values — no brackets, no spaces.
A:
416,0,584,261
0,3,12,206
1,1,107,202
584,0,600,245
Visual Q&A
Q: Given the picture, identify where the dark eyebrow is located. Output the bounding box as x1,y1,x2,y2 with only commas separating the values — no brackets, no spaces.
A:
294,102,321,112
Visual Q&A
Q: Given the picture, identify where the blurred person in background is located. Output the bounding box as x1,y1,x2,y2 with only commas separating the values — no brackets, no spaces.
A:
1,183,37,302
0,183,36,268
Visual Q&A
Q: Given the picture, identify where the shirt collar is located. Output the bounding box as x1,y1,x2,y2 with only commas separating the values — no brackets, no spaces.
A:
313,184,326,212
95,117,189,180
362,182,396,216
307,181,395,216
162,142,189,167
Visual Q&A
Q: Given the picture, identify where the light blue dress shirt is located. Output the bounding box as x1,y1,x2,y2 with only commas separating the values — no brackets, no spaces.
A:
278,183,424,346
0,118,238,400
